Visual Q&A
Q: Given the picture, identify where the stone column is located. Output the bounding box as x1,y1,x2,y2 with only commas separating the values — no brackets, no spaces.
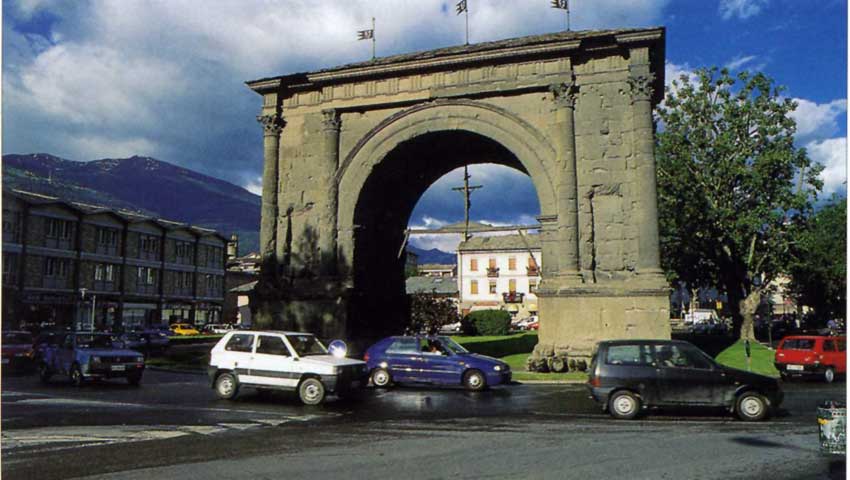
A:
257,114,285,273
320,109,341,276
628,72,663,274
549,81,582,282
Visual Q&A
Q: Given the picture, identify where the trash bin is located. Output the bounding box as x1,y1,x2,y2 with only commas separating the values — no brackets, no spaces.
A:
817,400,846,456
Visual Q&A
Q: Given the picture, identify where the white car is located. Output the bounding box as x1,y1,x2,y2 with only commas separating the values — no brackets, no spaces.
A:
208,331,368,405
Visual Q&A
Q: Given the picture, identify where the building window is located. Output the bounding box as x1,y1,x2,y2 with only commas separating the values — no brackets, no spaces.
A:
46,218,74,239
3,253,18,285
2,210,22,243
509,279,517,294
470,258,478,271
470,280,479,295
527,256,540,276
175,241,194,264
204,245,223,268
94,263,115,282
488,257,497,270
137,266,158,286
489,281,497,294
529,280,538,294
44,257,70,277
140,235,160,260
508,257,516,271
96,227,119,255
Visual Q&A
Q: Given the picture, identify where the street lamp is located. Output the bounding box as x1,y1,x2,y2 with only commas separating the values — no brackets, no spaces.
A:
80,288,96,332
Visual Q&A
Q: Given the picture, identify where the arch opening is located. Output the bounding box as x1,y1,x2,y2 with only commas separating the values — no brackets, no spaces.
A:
349,130,542,337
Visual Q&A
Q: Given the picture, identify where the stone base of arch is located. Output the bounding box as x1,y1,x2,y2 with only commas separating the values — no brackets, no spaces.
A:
530,284,671,368
253,278,352,342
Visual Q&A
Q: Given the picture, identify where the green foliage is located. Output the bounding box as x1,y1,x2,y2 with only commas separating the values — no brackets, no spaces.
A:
788,197,847,322
464,310,512,336
656,67,822,337
407,292,459,335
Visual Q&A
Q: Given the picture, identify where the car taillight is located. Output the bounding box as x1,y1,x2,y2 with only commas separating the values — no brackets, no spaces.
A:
363,352,370,362
589,376,601,387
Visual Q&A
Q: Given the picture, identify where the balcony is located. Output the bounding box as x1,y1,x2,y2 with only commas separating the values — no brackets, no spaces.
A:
486,267,500,278
502,292,524,303
526,266,540,276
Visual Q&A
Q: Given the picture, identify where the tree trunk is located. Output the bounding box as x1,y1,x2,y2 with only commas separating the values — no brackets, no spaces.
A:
739,290,761,341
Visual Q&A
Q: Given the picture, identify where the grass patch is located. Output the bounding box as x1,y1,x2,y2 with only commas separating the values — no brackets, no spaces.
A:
452,332,539,358
167,335,224,344
146,346,209,371
715,340,779,378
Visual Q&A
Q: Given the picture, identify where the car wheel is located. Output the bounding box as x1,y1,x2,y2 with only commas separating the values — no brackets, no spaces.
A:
70,364,85,387
214,373,239,400
127,374,142,386
608,391,641,420
736,392,768,422
39,363,52,384
371,368,392,388
824,367,836,383
463,369,487,392
298,378,326,405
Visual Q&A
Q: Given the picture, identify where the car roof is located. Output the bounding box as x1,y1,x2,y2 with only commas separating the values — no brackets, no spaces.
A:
781,335,845,340
229,330,314,335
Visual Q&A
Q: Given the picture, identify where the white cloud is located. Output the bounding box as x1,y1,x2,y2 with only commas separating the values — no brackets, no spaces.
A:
664,61,697,89
789,98,847,143
806,137,847,197
719,0,769,20
242,177,263,196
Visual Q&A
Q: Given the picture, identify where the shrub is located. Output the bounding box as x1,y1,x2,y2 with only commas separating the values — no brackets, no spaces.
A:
465,309,512,336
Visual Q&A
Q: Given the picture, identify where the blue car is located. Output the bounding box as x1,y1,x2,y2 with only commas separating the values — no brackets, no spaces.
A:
364,336,511,391
39,332,145,386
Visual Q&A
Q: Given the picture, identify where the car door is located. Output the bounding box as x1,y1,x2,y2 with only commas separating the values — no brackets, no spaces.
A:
654,344,726,406
244,335,299,388
383,337,421,382
418,338,461,384
836,338,847,374
603,343,659,403
218,332,255,378
57,334,76,373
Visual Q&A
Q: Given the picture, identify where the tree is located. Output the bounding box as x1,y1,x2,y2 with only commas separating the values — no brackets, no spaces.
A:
406,292,459,335
656,67,822,339
788,197,846,324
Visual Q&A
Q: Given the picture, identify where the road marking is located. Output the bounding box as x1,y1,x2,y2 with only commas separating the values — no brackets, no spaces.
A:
13,398,152,408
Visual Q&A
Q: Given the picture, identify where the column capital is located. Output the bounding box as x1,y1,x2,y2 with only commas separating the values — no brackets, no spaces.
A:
257,114,286,136
550,80,579,109
628,73,655,103
322,109,341,132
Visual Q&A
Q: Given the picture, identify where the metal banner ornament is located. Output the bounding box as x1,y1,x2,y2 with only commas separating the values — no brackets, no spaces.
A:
456,0,469,45
357,17,376,59
550,0,570,31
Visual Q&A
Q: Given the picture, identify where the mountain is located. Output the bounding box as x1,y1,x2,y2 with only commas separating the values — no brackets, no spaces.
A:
407,245,456,265
3,153,260,253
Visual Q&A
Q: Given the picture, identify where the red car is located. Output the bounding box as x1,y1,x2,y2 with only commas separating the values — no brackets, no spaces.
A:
2,331,35,370
774,335,846,383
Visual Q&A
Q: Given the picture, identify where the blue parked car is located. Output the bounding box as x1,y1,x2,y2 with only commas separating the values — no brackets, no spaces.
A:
39,332,146,386
364,335,511,391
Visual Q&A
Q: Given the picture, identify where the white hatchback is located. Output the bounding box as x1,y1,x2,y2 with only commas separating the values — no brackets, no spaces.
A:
208,331,368,405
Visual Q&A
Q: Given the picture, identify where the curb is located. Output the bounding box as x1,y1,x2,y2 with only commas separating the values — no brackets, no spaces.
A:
513,379,587,385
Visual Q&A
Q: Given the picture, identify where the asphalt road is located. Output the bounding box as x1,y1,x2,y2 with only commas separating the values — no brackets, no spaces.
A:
1,369,845,480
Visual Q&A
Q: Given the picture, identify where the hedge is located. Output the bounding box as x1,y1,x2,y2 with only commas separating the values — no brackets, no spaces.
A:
463,310,512,336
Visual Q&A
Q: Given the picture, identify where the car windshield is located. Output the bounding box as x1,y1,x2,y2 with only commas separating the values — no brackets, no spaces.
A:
76,334,114,349
285,334,327,356
436,336,468,354
782,339,816,350
3,333,32,345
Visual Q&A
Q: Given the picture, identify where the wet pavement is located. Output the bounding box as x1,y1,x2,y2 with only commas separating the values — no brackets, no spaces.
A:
1,369,845,479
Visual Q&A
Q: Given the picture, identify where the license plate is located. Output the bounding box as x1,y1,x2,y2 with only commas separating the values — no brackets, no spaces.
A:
787,364,804,371
1,359,8,364
111,365,126,371
350,380,362,389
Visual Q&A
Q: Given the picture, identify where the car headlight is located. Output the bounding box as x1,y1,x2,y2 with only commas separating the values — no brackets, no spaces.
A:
136,356,145,363
91,356,101,363
334,366,342,374
494,365,502,371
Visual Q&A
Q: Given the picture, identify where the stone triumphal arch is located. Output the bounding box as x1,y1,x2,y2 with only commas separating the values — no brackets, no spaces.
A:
247,27,671,360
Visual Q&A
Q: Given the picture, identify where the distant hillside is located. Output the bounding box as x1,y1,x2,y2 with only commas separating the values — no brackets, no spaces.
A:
408,245,456,265
3,153,260,253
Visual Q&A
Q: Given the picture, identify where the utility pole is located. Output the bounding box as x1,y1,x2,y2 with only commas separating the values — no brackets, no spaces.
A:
451,165,482,242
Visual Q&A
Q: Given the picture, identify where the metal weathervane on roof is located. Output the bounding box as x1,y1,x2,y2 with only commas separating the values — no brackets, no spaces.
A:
456,0,469,45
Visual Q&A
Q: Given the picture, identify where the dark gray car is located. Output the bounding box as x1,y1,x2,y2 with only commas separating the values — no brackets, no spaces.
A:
587,339,783,421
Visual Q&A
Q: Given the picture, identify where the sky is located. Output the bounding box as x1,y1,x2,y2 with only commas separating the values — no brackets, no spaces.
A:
3,0,847,252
